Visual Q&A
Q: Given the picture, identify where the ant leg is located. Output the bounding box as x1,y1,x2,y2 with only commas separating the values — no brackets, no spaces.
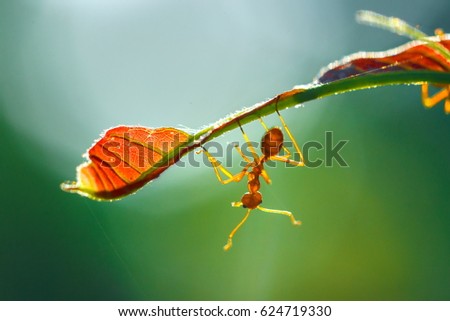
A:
260,169,272,185
270,155,304,167
257,206,302,226
198,147,249,184
238,122,260,162
276,109,305,166
223,209,251,251
232,144,251,163
227,144,266,182
421,83,450,113
258,116,270,132
422,29,449,113
446,96,450,114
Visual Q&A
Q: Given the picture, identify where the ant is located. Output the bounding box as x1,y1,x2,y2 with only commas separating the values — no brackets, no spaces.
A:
422,82,450,114
200,105,305,251
421,28,450,114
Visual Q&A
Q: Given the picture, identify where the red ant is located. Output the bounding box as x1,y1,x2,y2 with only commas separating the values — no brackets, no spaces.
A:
200,107,305,250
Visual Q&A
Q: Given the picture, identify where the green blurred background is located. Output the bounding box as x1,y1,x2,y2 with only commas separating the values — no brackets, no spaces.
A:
1,0,449,300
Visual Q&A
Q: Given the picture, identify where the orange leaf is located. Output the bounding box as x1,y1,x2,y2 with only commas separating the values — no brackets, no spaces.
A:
317,37,450,83
61,126,192,200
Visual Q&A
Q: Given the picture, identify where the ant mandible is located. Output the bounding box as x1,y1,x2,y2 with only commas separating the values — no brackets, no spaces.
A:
200,105,305,251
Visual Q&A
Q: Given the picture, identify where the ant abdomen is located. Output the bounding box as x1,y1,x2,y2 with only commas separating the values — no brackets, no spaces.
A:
261,127,283,157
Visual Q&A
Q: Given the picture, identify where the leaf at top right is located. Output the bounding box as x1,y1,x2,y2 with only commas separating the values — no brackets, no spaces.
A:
315,32,450,113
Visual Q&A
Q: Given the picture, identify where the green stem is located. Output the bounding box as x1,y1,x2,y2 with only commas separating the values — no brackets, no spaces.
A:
151,70,450,185
192,71,450,145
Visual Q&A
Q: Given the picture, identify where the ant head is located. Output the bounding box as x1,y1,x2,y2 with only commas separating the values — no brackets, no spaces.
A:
241,192,262,209
261,127,283,158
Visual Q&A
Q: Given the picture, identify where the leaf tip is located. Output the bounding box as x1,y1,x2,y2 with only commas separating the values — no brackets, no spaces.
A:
60,180,80,193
